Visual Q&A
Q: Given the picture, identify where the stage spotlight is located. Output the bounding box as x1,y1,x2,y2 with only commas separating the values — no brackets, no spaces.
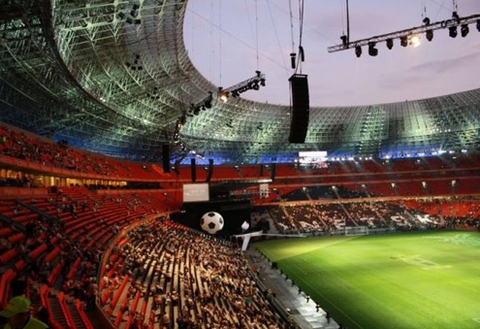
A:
477,20,480,32
426,30,434,42
219,93,229,103
449,26,457,38
408,35,421,47
355,46,362,58
461,24,469,37
400,36,408,47
368,42,378,56
386,38,393,50
422,17,430,25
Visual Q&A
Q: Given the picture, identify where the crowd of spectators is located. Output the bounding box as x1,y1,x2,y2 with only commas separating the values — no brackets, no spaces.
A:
101,219,288,329
0,186,170,327
262,201,451,234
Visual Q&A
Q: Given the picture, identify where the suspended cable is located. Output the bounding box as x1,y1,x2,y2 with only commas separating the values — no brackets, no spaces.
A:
243,0,256,54
209,0,215,85
255,0,259,70
188,8,288,71
295,0,305,74
268,1,336,44
421,0,427,19
219,0,222,86
265,0,289,78
288,0,295,54
340,0,345,35
431,0,447,21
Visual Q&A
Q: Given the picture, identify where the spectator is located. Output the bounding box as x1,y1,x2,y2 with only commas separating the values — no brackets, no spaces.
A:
0,296,49,329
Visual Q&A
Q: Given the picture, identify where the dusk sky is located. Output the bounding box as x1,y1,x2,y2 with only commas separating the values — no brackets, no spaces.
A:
184,0,480,107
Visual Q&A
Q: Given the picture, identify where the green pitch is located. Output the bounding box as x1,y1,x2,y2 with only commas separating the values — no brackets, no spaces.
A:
253,231,480,329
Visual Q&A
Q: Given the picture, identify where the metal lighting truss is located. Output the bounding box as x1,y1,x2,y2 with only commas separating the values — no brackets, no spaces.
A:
0,0,480,164
328,13,480,53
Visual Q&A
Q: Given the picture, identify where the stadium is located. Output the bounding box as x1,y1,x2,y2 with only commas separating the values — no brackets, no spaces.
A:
1,0,480,328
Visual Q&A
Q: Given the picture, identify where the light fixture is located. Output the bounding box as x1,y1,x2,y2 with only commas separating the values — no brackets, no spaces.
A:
425,30,434,42
400,36,408,47
386,38,393,50
219,93,229,103
449,25,457,38
355,46,362,58
368,42,378,56
461,24,469,37
408,34,421,47
477,20,480,32
452,11,460,22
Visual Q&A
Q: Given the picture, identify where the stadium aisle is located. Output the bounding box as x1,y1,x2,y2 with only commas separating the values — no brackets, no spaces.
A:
246,249,340,329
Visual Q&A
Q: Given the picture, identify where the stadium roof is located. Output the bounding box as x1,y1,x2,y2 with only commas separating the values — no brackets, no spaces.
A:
1,0,480,165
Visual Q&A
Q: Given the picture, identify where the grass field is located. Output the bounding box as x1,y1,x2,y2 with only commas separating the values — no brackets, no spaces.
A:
253,231,480,329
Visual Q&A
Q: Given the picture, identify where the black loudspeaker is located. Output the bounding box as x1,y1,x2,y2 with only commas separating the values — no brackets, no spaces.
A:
191,158,196,182
270,163,276,181
162,145,170,173
205,159,214,182
288,74,310,143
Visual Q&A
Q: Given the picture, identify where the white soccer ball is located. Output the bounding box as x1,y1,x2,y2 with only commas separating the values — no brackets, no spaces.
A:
200,212,224,234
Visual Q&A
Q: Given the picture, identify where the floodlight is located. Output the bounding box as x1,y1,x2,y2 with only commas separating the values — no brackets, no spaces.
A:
219,93,229,103
355,46,362,58
386,38,393,50
425,30,433,42
408,35,421,47
449,26,457,38
461,24,469,37
400,36,408,47
368,42,378,56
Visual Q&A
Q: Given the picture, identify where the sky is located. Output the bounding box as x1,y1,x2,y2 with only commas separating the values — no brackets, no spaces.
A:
183,0,480,107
